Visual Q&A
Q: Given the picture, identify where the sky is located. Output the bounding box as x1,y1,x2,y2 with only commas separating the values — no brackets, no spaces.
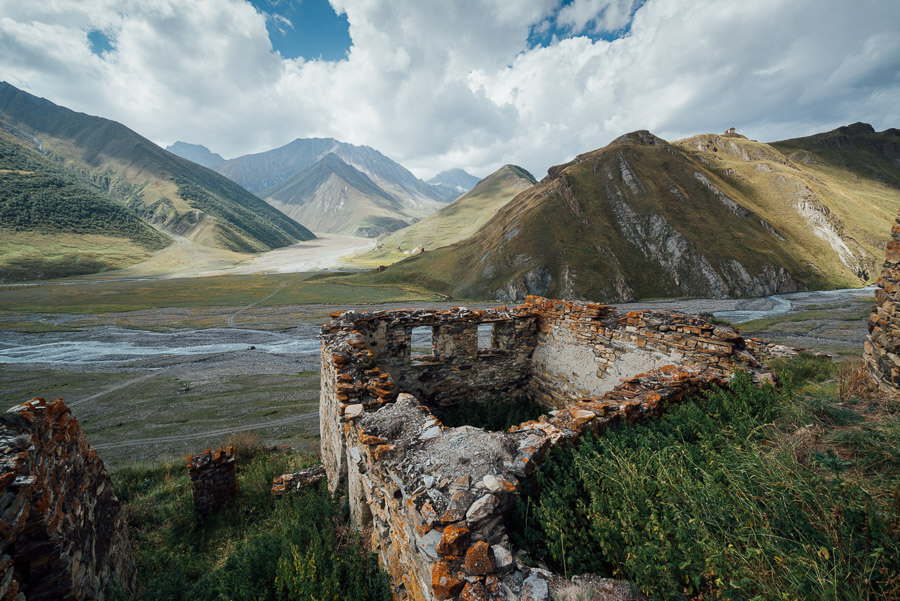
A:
0,0,897,180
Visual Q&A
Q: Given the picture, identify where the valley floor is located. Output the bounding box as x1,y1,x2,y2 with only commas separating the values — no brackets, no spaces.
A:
110,232,375,279
0,279,875,468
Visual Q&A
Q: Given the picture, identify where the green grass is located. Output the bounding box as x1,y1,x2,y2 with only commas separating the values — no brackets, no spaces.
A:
511,356,900,600
0,271,441,314
112,448,390,601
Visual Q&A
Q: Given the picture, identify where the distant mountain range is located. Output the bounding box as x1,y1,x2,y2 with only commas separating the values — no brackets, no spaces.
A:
351,164,535,265
165,141,225,169
427,168,481,199
168,137,477,237
0,82,314,271
356,124,900,302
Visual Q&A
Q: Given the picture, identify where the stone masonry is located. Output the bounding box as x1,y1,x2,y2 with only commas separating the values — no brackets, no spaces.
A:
0,398,137,601
865,210,900,393
186,447,239,515
316,296,775,601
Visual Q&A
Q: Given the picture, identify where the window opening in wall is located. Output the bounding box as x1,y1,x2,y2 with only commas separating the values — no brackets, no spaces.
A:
478,323,494,350
410,326,434,357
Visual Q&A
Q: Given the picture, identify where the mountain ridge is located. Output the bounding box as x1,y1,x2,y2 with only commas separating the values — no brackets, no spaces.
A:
355,124,899,302
351,164,536,265
0,82,314,255
165,141,226,169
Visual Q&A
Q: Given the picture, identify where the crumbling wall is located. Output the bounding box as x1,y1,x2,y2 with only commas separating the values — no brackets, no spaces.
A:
318,297,772,601
865,211,900,392
355,307,539,408
526,298,745,407
0,398,137,601
187,447,239,515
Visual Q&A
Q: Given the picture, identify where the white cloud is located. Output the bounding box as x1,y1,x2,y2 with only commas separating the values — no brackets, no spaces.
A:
557,0,637,34
0,0,897,180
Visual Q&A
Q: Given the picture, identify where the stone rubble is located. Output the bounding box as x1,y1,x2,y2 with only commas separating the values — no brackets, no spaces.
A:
310,296,777,600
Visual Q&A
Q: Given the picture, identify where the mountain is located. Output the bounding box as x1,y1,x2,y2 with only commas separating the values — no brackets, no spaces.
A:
0,82,314,255
0,129,170,281
351,165,535,265
165,141,226,169
355,125,900,302
427,168,481,202
259,152,413,237
214,137,447,235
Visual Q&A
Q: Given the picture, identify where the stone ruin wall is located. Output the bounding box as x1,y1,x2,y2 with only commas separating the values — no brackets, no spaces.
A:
0,398,137,601
319,296,773,601
865,210,900,393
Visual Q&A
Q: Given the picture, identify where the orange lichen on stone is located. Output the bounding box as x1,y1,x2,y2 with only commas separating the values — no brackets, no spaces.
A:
431,560,465,599
464,541,494,576
437,524,470,558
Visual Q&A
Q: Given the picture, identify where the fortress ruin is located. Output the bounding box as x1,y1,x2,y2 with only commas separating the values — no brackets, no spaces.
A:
319,296,777,601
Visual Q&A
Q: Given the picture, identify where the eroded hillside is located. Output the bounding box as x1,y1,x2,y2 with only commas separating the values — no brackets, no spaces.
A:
359,125,899,301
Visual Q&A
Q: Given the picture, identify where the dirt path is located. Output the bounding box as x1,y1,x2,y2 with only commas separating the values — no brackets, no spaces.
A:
68,371,160,408
227,282,286,326
91,410,319,450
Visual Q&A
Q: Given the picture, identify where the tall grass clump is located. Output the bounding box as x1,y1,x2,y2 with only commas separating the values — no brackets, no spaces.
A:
511,356,900,600
112,449,390,601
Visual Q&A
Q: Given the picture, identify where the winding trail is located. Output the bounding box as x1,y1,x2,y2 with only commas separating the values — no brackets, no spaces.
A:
227,282,286,326
68,371,160,408
90,410,319,450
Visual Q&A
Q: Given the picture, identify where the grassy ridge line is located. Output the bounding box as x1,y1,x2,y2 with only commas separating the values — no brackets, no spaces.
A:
0,272,441,314
0,130,168,249
350,126,899,303
0,82,314,254
349,164,536,267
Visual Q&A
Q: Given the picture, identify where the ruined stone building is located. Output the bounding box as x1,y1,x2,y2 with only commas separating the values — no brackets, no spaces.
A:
865,209,900,393
319,296,777,601
0,398,137,601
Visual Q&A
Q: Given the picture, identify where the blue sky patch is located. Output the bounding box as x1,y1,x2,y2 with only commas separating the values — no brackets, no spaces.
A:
529,0,645,47
250,0,351,61
87,29,114,56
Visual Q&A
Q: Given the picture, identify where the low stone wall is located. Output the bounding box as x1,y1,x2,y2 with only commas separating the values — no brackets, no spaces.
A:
865,211,900,392
187,447,239,515
317,297,774,601
0,398,137,601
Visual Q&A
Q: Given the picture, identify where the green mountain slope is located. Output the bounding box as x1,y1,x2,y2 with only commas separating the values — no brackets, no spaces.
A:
0,130,170,281
350,164,536,266
0,82,314,254
355,126,899,302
